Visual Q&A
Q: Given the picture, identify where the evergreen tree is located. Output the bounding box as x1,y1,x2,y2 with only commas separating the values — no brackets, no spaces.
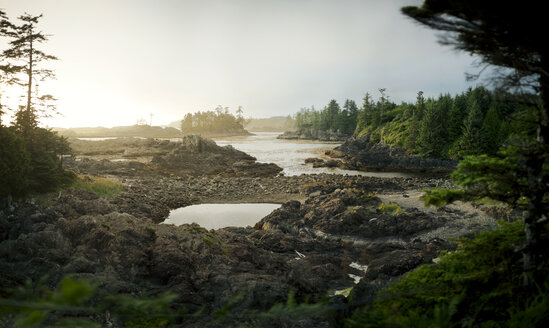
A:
322,99,340,131
457,99,488,156
0,126,30,198
417,100,446,157
414,91,426,121
405,91,426,152
2,14,58,141
358,93,373,130
1,12,75,196
342,99,358,135
447,92,468,144
482,105,503,155
470,86,492,116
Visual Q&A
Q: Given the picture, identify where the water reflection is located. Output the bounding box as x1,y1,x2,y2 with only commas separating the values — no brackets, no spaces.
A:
163,203,281,230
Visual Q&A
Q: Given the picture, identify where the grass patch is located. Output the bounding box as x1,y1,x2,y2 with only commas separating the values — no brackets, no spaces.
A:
71,174,124,198
378,202,403,215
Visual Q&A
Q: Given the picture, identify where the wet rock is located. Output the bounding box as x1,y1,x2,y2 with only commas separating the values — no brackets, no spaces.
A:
231,161,283,177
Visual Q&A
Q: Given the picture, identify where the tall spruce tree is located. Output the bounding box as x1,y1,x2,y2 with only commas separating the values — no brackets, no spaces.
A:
447,92,468,144
457,99,488,156
342,99,358,135
405,91,426,152
358,92,373,130
417,99,446,157
482,105,503,155
1,12,74,196
3,13,58,140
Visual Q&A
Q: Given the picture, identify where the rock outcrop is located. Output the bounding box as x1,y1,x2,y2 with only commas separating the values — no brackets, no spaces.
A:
277,130,348,141
326,134,457,173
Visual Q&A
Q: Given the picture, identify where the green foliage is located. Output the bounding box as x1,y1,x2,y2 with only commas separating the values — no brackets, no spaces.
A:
259,291,331,319
378,202,403,215
425,146,542,211
354,87,524,159
71,175,124,198
0,127,30,198
417,100,447,157
347,221,549,328
294,99,358,135
0,277,180,327
25,128,76,194
0,126,75,198
421,189,467,207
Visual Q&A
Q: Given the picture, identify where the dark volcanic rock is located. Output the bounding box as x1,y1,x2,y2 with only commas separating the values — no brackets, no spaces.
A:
231,161,283,177
0,200,351,326
332,134,457,173
256,189,449,240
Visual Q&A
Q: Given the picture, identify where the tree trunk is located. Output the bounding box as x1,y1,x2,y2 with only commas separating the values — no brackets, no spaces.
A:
521,65,549,286
27,30,33,115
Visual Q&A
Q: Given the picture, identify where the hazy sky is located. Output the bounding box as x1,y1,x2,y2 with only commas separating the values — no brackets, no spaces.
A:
0,0,479,128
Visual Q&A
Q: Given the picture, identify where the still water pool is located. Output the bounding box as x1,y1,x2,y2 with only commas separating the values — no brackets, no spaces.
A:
163,203,281,230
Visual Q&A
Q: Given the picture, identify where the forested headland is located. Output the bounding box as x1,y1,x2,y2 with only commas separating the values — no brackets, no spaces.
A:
291,86,529,160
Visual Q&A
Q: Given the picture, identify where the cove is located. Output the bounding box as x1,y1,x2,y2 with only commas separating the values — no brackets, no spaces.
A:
163,203,281,230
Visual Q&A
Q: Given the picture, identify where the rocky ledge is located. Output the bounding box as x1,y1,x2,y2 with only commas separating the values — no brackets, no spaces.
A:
326,134,458,173
0,172,491,326
277,130,349,141
66,135,283,178
151,135,283,177
255,186,497,309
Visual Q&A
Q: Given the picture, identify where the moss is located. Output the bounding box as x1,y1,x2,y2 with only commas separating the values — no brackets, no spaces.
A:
377,202,403,215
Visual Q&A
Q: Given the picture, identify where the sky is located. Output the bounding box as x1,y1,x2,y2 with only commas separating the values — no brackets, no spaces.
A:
0,0,480,128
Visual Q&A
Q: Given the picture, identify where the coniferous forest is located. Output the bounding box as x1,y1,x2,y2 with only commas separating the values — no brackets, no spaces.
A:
294,86,530,160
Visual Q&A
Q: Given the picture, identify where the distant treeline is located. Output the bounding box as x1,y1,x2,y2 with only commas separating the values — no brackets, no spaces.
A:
180,106,247,135
55,125,182,138
295,87,530,160
294,99,359,136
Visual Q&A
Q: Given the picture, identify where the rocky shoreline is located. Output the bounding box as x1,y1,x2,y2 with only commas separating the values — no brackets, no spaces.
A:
0,135,496,327
277,130,349,141
304,134,457,174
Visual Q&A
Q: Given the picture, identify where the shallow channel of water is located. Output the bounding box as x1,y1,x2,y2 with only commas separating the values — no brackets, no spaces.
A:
163,203,281,230
213,132,414,177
